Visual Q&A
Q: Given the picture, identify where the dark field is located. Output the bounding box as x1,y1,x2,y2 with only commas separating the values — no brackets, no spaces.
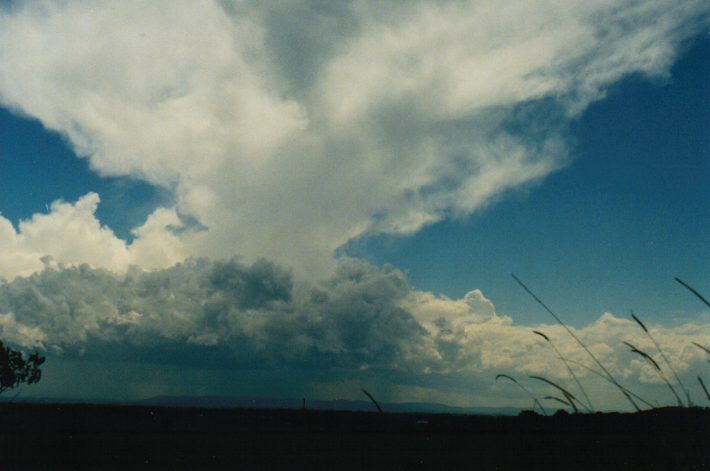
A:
0,403,707,470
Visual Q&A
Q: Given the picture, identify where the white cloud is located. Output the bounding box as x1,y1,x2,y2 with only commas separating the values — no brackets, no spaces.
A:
0,193,186,279
404,288,498,331
0,0,707,278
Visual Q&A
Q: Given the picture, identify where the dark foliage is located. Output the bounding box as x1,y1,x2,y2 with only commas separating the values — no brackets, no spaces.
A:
0,341,44,394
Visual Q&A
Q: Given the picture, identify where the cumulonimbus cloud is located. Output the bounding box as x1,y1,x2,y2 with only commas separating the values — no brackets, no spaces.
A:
0,0,708,278
0,259,708,409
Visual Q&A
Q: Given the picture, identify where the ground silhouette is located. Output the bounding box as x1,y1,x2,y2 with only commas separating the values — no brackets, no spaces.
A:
0,402,706,470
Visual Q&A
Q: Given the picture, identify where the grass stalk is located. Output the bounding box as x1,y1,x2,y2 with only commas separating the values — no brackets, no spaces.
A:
544,395,574,410
533,330,594,412
630,311,690,406
529,375,579,413
698,377,710,404
512,274,642,411
560,357,656,408
361,389,384,414
496,374,547,415
674,277,710,308
623,341,682,407
692,342,710,359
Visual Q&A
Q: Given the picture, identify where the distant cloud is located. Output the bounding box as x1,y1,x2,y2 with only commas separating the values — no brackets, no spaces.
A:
0,193,185,279
0,0,707,278
0,259,708,409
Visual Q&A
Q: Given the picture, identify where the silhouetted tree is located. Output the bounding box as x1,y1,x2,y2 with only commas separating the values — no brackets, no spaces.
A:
0,341,44,394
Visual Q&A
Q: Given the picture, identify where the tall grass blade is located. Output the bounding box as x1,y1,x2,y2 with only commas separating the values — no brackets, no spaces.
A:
512,274,642,411
496,374,547,415
530,375,579,413
630,310,690,406
561,357,655,408
533,330,594,412
544,395,573,409
622,341,662,371
630,313,648,333
698,377,710,403
675,277,710,308
532,330,550,341
361,389,384,414
496,374,516,382
560,357,655,408
692,342,710,359
623,341,682,407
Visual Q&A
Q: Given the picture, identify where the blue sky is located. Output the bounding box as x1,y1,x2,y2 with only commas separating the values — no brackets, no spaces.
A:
348,35,710,326
0,1,708,410
0,108,171,241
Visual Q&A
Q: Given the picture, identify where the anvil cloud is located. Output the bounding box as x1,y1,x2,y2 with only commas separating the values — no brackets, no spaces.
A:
0,0,706,278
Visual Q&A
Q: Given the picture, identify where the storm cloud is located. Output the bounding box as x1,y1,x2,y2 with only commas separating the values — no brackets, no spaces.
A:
0,0,707,278
1,259,708,409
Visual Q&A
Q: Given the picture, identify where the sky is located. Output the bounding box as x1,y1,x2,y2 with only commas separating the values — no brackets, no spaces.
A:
0,0,708,411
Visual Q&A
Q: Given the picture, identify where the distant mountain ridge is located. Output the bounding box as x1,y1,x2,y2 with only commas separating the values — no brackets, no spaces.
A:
7,395,520,415
139,395,520,415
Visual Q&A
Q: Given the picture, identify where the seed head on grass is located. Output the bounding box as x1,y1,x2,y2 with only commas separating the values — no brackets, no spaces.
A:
630,313,648,333
674,277,710,309
622,341,661,371
559,357,655,408
630,310,690,406
544,395,574,410
533,330,550,341
532,330,594,412
496,374,547,416
692,342,710,359
530,375,579,413
623,341,683,407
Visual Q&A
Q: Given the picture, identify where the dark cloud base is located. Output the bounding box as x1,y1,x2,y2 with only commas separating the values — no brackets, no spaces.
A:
0,257,437,397
1,256,708,409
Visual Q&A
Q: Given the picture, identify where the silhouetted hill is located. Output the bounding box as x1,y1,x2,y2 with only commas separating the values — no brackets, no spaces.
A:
139,395,520,415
